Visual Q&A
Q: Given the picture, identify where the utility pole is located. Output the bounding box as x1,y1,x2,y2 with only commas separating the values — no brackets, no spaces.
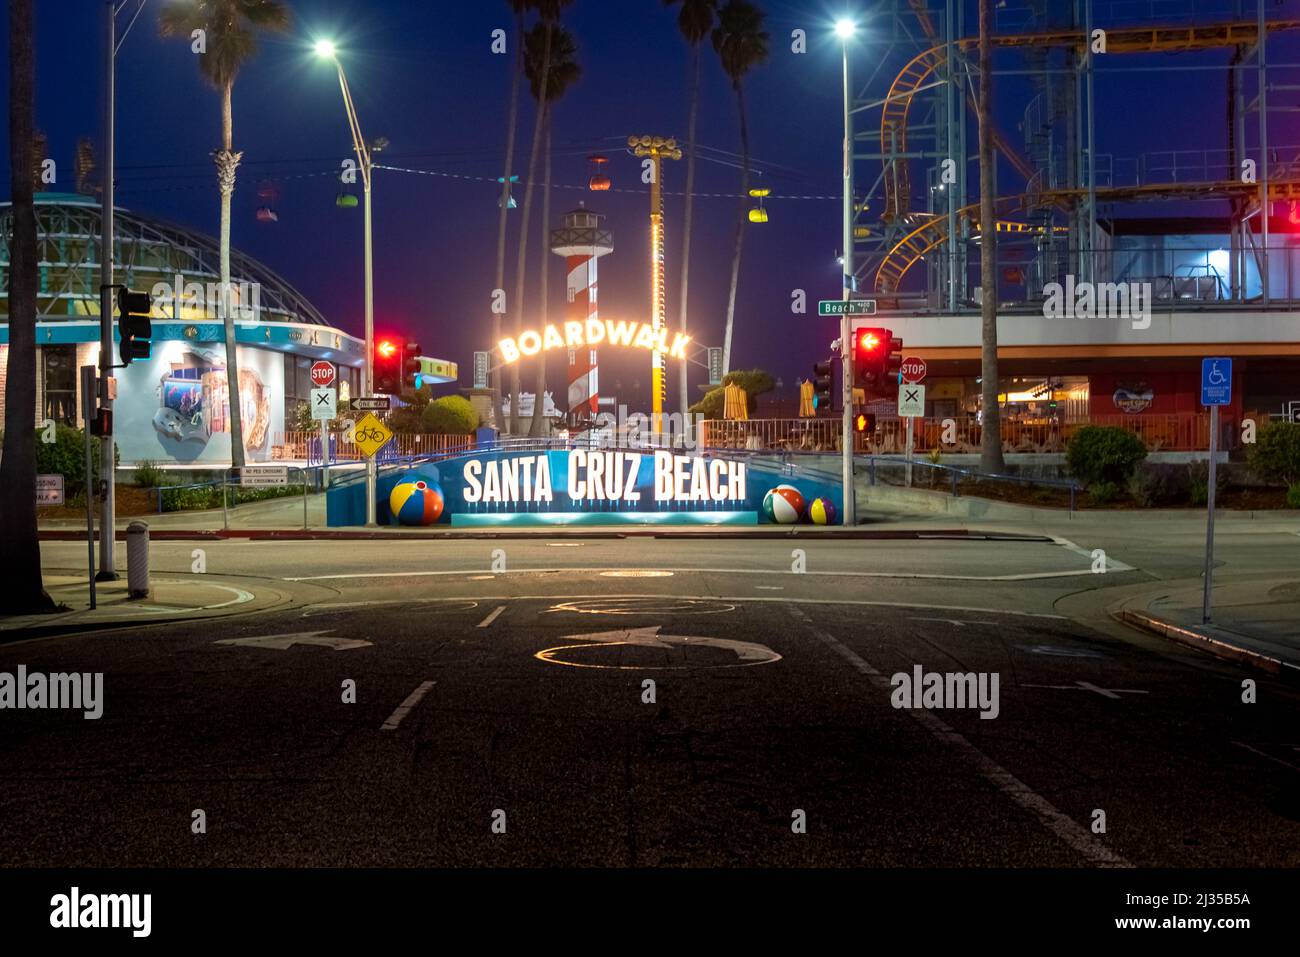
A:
838,22,858,527
97,0,117,581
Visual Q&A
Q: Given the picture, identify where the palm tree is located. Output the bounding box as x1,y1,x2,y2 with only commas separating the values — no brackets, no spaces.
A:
509,0,574,434
712,0,769,377
159,0,291,468
0,0,53,613
665,0,718,413
525,25,581,437
493,0,534,431
977,0,1005,471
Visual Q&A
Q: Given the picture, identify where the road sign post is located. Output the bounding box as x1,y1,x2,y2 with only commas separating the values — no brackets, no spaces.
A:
311,387,337,485
898,383,925,488
1200,358,1232,623
819,301,875,528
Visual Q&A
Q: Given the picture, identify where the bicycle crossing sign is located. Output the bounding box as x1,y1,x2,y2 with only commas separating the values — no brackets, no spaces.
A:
1200,357,1232,406
352,412,394,458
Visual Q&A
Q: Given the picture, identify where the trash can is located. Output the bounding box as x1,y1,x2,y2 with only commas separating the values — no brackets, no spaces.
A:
126,521,150,600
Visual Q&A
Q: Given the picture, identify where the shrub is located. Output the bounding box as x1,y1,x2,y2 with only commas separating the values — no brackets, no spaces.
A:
1127,462,1190,507
1287,483,1300,509
1186,461,1229,507
1066,426,1147,486
688,369,776,418
1249,421,1300,485
133,459,166,488
32,424,104,495
422,395,479,435
1087,480,1121,505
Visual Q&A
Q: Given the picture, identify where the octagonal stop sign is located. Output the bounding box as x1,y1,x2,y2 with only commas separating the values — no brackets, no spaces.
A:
900,356,926,384
310,361,336,388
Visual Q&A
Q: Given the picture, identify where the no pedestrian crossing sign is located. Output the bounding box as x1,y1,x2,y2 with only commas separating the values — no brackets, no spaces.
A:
1200,357,1232,406
898,383,926,418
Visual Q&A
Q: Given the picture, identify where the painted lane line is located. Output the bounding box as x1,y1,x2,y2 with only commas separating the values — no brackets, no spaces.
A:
381,681,436,732
297,593,1069,620
785,605,1132,868
1232,741,1300,774
1050,536,1136,573
477,605,506,628
285,565,1115,583
1021,681,1147,699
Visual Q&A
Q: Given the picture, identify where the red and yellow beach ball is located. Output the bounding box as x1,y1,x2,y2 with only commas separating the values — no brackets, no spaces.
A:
389,480,444,526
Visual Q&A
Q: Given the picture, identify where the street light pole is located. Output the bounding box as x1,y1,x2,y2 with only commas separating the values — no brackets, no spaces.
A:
97,0,118,580
320,43,377,525
838,21,857,527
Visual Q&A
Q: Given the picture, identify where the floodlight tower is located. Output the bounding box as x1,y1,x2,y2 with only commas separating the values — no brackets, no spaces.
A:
629,134,681,433
551,204,614,423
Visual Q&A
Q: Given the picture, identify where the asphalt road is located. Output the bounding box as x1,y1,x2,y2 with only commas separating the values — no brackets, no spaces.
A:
5,535,1300,866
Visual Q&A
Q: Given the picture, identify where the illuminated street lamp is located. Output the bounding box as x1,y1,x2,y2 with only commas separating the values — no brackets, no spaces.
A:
316,39,380,525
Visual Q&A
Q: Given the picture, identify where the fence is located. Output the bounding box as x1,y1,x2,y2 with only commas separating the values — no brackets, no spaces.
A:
271,431,475,463
701,412,1256,455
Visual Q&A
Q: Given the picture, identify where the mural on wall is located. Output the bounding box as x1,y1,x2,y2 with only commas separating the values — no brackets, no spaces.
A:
115,344,283,465
1112,381,1154,414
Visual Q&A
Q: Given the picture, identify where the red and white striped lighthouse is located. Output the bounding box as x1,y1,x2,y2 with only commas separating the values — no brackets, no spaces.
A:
550,204,613,421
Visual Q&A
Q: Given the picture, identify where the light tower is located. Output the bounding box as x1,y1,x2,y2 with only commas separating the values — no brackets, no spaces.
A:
551,204,614,424
629,134,681,432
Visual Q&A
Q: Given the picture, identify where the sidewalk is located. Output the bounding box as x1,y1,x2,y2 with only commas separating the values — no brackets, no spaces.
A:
0,572,296,643
1114,578,1300,677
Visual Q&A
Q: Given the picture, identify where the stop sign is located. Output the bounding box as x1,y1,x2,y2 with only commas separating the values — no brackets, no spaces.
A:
310,361,336,388
900,356,926,384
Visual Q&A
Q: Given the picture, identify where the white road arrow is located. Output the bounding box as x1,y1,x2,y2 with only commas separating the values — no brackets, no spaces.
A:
215,630,373,651
552,626,781,665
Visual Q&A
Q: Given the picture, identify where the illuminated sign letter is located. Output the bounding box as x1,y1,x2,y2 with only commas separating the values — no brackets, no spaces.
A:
464,460,483,502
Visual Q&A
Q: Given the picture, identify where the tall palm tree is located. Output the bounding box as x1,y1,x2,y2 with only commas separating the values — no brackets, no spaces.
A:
159,0,290,468
509,0,573,434
0,0,53,613
525,24,581,437
977,0,1005,471
712,0,768,377
664,0,718,413
493,0,534,430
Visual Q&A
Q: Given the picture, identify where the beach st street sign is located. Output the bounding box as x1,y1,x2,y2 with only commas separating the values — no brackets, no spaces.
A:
818,299,877,317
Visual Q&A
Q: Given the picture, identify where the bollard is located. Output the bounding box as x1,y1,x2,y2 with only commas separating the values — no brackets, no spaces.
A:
126,521,150,600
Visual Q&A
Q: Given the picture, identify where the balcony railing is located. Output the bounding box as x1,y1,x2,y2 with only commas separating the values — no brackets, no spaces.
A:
271,431,474,464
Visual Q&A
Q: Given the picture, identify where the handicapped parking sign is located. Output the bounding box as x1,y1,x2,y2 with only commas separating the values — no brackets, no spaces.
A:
1200,357,1232,406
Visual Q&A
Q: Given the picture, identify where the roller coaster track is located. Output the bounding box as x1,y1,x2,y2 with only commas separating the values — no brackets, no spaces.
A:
875,179,1300,294
880,19,1300,224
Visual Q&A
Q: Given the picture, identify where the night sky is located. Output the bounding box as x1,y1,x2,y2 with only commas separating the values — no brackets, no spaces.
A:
5,0,1300,407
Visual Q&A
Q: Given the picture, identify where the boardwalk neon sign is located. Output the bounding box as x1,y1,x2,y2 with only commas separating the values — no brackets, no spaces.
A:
499,319,689,364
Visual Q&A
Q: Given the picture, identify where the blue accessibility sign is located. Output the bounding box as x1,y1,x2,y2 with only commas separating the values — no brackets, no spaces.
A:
1200,357,1232,406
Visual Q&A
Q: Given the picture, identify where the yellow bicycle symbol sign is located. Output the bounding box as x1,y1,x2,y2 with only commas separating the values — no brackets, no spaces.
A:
352,412,393,458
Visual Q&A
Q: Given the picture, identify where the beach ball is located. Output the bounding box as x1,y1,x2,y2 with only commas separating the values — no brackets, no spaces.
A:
807,497,837,526
762,484,805,524
389,480,444,526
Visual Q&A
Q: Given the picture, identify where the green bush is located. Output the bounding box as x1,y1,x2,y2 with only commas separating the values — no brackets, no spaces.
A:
1287,483,1300,509
1066,426,1148,486
133,459,166,488
1186,461,1229,507
422,395,479,435
33,424,107,495
1088,480,1121,505
1249,421,1300,485
1127,463,1190,507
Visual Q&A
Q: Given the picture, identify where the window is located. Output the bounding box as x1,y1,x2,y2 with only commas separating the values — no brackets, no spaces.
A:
42,345,77,424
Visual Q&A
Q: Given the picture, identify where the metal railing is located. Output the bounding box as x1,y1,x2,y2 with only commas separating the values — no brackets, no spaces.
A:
864,455,1081,512
701,413,1251,455
271,431,475,464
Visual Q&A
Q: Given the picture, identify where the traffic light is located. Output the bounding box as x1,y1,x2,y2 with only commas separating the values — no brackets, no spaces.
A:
374,339,400,394
404,342,423,389
883,333,904,397
811,359,834,412
853,327,887,393
116,288,152,364
853,411,876,434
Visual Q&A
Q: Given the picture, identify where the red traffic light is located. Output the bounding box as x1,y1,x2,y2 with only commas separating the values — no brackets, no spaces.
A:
377,340,397,359
855,329,883,355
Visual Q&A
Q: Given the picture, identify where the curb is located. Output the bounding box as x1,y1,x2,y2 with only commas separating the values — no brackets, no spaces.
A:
1115,608,1300,679
39,527,1056,543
